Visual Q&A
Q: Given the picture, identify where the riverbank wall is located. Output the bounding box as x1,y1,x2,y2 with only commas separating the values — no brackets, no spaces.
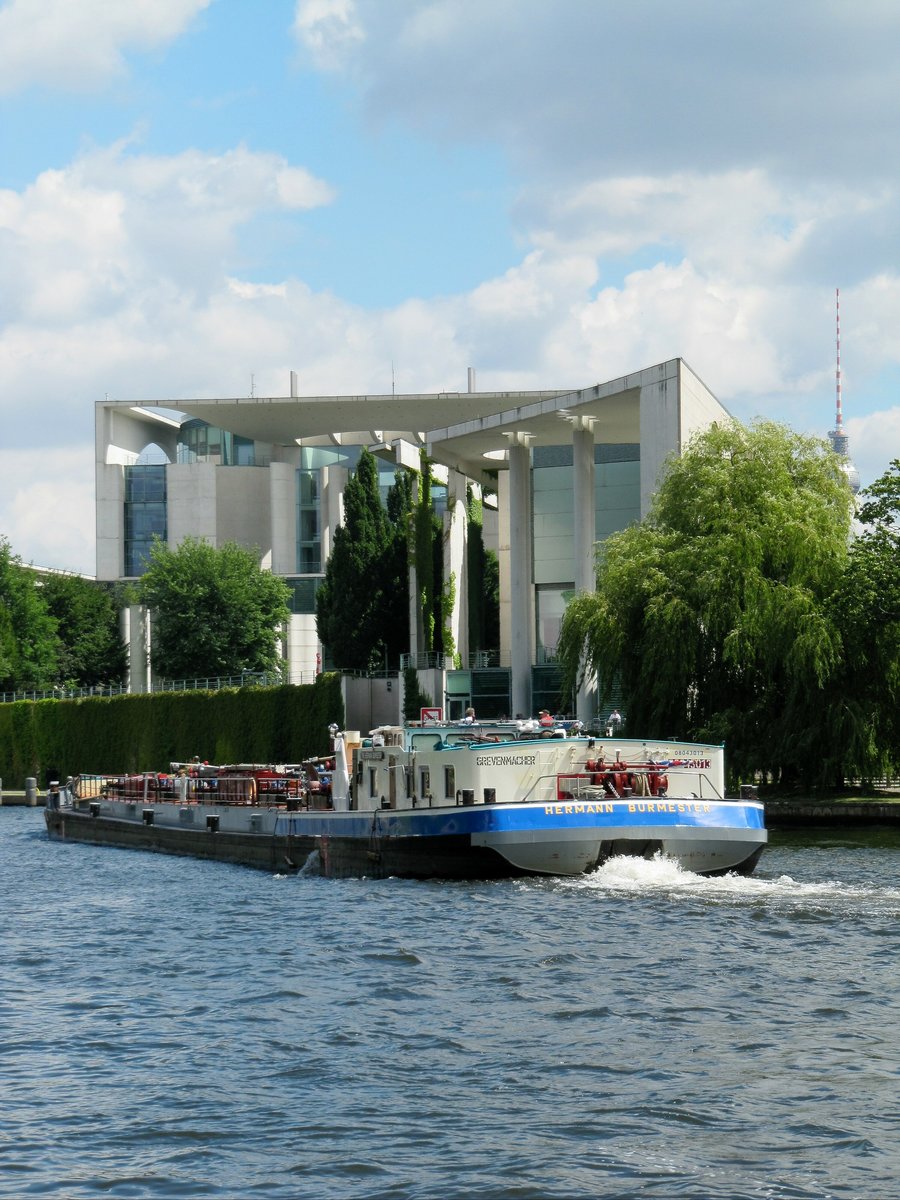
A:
765,799,900,828
0,790,45,807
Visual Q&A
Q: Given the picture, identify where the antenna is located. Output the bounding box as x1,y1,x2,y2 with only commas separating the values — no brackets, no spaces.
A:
835,287,842,433
828,287,860,494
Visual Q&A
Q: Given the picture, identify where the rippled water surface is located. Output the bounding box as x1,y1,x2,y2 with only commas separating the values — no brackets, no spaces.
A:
2,808,899,1199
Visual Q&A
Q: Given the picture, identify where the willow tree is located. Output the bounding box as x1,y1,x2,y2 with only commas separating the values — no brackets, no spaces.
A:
557,421,854,785
829,460,900,781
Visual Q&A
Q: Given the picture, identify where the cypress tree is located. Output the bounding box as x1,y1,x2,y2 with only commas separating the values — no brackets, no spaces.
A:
317,448,391,671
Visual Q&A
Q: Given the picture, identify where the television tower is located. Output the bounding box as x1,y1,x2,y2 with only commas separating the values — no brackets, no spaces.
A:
828,288,860,494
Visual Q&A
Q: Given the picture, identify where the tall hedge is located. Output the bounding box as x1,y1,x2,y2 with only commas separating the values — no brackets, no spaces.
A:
0,675,344,787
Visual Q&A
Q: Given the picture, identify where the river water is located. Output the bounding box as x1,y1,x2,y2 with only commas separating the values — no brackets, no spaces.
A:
2,808,898,1200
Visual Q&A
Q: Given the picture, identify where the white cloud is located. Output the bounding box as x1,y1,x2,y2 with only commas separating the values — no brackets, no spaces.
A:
309,2,900,188
3,6,900,576
0,0,212,95
0,141,335,331
293,0,364,69
0,447,95,573
849,409,900,493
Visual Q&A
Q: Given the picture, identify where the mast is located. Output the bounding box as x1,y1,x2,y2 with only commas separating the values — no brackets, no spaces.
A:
827,287,859,492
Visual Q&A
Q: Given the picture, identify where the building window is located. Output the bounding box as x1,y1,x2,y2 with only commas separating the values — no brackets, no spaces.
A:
124,465,167,576
535,586,569,661
297,468,322,574
177,420,255,466
286,578,321,615
532,443,641,587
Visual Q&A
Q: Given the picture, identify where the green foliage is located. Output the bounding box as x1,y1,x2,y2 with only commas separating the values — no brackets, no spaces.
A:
317,448,392,671
315,449,465,672
441,571,456,660
382,469,414,667
41,575,127,687
315,451,412,672
140,537,290,679
415,455,443,653
466,486,500,654
558,421,854,785
0,675,344,785
0,540,60,689
827,460,900,780
402,666,433,721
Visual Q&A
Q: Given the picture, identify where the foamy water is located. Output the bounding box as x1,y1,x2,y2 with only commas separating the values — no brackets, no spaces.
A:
567,849,900,915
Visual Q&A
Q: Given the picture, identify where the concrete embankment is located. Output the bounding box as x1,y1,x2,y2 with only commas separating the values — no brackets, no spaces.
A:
765,799,900,828
0,790,46,808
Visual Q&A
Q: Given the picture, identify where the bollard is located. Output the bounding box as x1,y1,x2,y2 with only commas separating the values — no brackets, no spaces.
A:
25,777,37,807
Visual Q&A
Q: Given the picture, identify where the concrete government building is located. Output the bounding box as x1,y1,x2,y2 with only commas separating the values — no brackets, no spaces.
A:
96,358,729,723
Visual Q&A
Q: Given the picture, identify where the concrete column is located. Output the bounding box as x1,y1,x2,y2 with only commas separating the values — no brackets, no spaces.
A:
572,418,597,723
122,604,152,693
572,420,596,594
445,468,468,664
507,436,533,718
268,461,296,575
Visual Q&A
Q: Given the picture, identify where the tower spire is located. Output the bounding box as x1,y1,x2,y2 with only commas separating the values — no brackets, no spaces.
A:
835,286,843,435
828,286,859,493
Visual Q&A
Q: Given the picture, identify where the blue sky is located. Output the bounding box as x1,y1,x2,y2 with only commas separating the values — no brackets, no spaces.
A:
2,0,899,572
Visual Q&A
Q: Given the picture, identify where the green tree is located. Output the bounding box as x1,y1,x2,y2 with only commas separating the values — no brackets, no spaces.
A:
383,467,414,668
41,574,127,687
415,455,443,654
0,540,60,690
317,448,392,671
140,537,290,680
466,486,500,656
402,665,433,720
558,421,854,785
829,460,900,780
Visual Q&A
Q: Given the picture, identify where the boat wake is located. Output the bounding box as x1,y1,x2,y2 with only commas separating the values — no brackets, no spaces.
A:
562,851,900,915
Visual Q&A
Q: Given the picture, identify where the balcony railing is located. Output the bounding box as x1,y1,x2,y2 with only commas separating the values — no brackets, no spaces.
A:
400,652,513,671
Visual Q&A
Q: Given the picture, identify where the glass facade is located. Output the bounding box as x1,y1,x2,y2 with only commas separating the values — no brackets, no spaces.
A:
124,465,167,576
177,420,255,466
297,468,322,574
295,447,404,577
285,577,321,615
532,444,640,658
